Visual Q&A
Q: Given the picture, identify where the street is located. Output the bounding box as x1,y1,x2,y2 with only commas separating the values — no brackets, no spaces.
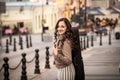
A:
0,26,120,80
0,0,120,80
0,34,54,80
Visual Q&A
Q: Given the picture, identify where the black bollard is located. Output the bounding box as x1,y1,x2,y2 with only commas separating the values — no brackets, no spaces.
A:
34,49,40,74
26,34,29,48
91,35,94,47
115,32,120,40
29,35,32,47
80,37,83,51
19,35,21,45
3,57,9,80
100,32,102,46
21,53,27,80
13,38,17,51
87,36,89,48
9,34,12,45
83,36,86,50
108,31,111,45
20,37,23,50
45,46,50,69
6,39,9,53
79,36,82,50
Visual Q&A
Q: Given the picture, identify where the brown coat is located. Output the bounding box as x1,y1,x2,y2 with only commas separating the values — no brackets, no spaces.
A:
53,39,72,69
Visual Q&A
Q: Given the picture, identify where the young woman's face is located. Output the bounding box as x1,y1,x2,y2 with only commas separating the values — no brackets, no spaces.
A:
57,21,67,35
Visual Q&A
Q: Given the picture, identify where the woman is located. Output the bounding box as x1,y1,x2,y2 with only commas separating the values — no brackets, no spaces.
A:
53,18,75,80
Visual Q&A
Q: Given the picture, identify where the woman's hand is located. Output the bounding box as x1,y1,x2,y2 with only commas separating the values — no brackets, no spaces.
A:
53,46,58,56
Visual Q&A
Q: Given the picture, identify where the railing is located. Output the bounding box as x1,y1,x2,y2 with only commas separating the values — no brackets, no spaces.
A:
0,47,51,80
4,34,33,53
79,30,112,51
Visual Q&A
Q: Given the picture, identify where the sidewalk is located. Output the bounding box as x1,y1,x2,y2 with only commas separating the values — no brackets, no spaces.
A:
0,24,120,80
30,24,120,80
83,40,120,80
0,34,54,80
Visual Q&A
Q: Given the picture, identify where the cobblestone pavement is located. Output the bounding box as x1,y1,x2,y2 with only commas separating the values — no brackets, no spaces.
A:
31,23,120,80
0,23,120,80
31,35,120,80
0,34,54,80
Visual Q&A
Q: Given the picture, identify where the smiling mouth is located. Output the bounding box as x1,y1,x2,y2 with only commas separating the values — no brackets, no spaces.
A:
58,30,63,32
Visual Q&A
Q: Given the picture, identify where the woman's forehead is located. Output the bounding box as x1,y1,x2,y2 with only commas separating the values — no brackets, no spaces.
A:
58,21,66,25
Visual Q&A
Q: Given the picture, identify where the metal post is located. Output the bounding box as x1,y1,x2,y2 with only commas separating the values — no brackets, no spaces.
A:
84,0,87,28
109,30,111,45
26,34,29,48
21,53,27,80
87,36,89,48
41,0,44,41
29,35,32,47
45,46,50,69
34,49,40,74
6,39,9,53
41,0,49,41
100,32,102,46
3,57,9,80
83,36,86,49
13,38,17,51
81,37,83,51
20,36,23,50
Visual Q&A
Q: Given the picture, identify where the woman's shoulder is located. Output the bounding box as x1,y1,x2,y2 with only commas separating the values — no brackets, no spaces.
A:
64,39,71,44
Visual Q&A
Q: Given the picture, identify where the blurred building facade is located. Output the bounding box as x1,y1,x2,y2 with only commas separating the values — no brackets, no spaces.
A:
0,0,57,34
0,0,120,34
54,0,120,20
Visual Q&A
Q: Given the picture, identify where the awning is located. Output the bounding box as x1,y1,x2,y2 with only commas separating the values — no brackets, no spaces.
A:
87,7,120,15
86,7,105,15
99,8,111,15
111,7,120,13
106,7,119,14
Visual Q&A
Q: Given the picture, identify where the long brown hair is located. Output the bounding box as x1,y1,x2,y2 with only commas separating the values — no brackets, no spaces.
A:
54,18,78,49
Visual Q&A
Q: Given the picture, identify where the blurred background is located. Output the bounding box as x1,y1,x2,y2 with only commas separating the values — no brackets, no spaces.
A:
0,0,120,35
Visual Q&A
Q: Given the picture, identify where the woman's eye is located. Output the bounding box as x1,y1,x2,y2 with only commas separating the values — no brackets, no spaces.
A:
58,26,64,28
61,26,64,28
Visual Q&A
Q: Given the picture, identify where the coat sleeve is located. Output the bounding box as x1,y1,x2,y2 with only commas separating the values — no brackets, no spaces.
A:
54,40,72,66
